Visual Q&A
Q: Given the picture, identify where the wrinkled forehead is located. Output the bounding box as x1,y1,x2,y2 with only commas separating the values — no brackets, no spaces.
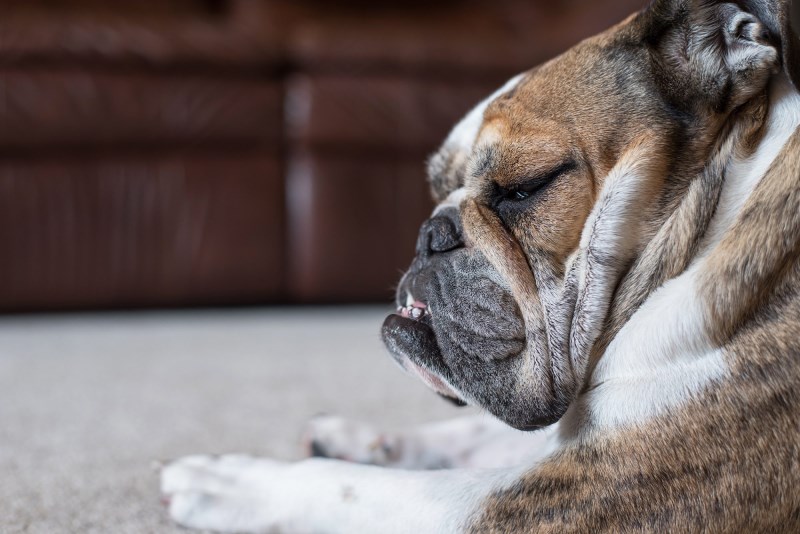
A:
425,73,528,202
427,28,651,201
444,73,527,155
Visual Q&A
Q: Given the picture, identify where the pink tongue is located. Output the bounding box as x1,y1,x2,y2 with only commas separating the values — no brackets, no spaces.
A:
412,301,427,309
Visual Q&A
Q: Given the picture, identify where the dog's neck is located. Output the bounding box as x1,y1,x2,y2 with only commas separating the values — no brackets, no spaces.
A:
563,73,800,434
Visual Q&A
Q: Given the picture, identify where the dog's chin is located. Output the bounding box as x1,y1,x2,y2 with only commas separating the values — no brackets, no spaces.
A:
381,313,466,405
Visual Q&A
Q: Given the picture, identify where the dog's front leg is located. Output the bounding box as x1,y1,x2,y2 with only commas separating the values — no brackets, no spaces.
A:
304,414,558,469
161,454,513,533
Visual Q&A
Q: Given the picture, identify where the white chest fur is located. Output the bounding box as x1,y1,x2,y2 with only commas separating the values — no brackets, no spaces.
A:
581,74,800,430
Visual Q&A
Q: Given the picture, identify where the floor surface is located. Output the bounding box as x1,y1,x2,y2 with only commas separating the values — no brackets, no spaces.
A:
0,306,466,533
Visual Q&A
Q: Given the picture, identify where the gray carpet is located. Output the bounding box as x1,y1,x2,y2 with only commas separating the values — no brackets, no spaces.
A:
0,307,466,533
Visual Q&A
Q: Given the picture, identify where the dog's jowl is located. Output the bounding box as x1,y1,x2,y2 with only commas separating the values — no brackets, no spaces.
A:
161,0,800,531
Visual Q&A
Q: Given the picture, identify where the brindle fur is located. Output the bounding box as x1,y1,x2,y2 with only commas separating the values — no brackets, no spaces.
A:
390,0,791,428
385,0,800,531
472,128,800,534
463,1,800,531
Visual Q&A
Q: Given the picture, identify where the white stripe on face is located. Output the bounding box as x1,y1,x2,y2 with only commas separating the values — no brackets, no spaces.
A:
433,187,468,216
443,73,525,155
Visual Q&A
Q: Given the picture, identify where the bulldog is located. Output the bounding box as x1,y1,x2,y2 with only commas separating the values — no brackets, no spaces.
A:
161,0,800,531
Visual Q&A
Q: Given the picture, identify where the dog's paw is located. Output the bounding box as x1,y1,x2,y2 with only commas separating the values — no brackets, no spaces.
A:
160,454,286,533
301,415,399,466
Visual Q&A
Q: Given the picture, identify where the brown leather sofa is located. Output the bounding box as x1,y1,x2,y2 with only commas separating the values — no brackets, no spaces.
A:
0,0,644,311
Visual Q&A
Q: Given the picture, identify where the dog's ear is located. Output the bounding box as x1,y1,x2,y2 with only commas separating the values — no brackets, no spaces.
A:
642,0,789,111
737,0,800,90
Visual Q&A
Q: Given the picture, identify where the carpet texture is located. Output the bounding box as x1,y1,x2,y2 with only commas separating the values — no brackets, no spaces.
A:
0,307,466,533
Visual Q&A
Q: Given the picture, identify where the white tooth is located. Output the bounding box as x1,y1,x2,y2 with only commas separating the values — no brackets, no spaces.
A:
405,293,415,307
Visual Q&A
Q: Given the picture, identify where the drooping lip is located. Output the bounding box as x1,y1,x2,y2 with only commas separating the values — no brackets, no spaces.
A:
398,349,461,399
381,311,464,403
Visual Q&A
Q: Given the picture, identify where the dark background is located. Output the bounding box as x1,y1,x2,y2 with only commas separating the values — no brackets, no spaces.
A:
0,0,645,312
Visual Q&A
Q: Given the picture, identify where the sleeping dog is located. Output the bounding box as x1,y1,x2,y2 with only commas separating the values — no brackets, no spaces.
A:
161,0,800,531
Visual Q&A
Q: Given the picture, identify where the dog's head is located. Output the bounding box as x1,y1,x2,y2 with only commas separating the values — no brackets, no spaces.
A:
382,0,799,430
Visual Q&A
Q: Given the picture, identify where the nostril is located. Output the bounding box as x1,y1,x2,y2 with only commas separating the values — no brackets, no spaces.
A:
416,214,464,255
429,217,462,252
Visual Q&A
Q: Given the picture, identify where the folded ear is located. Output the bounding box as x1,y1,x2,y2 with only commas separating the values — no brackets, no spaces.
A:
644,0,784,112
737,0,800,90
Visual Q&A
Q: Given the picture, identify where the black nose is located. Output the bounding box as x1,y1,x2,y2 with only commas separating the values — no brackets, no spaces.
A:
416,207,464,256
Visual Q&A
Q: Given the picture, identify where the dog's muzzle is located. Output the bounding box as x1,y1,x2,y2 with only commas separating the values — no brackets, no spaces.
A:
381,208,467,405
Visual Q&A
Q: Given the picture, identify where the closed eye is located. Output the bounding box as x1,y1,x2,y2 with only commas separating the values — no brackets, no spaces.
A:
503,181,549,202
492,160,576,207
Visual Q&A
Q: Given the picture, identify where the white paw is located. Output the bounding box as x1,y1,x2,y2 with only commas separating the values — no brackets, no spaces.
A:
160,454,287,533
302,415,398,466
